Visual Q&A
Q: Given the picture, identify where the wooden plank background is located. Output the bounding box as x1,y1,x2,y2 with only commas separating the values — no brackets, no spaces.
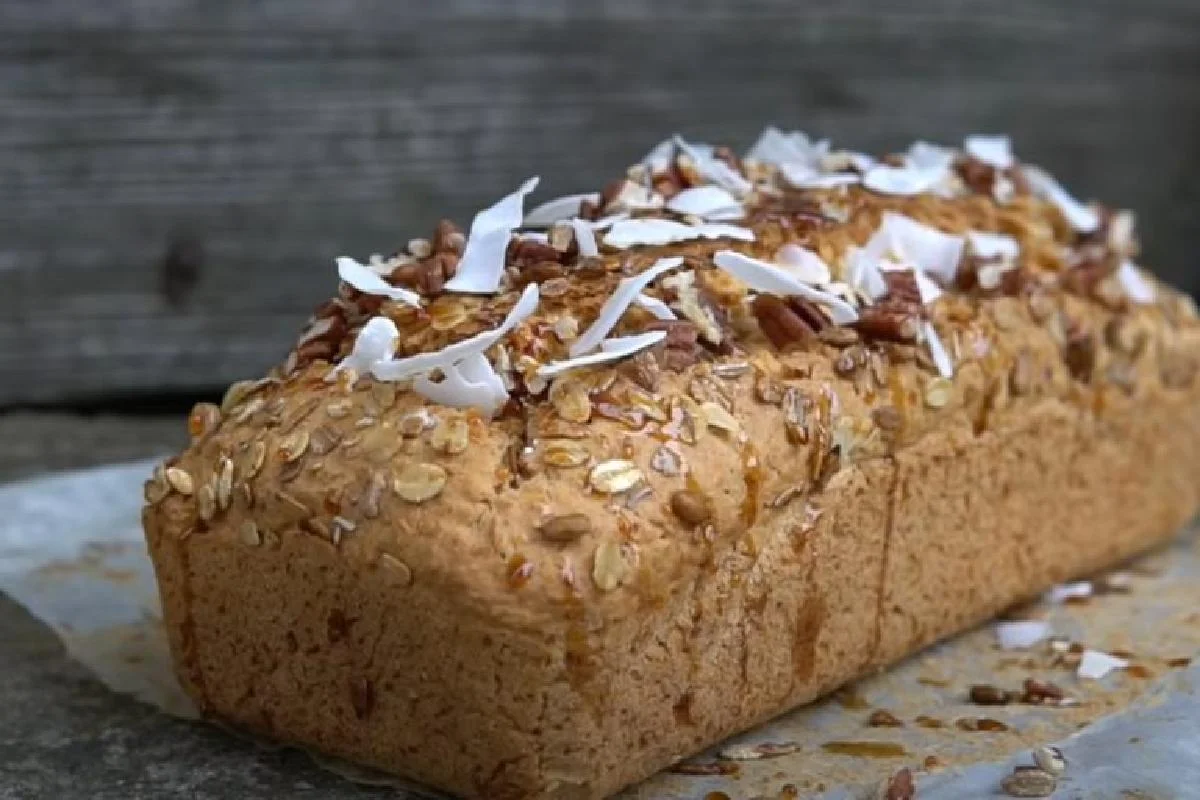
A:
2,0,1198,406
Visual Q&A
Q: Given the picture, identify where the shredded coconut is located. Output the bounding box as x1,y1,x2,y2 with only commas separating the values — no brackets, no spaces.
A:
994,620,1051,650
1118,260,1156,304
1078,649,1129,680
570,218,599,258
666,185,744,221
964,134,1014,170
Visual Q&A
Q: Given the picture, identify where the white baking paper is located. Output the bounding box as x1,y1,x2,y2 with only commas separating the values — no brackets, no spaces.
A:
1,460,1198,799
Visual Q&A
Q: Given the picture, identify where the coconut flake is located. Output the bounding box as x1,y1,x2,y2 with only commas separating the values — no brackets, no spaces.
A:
866,213,965,285
520,231,549,244
968,231,1021,261
912,269,944,305
863,164,943,196
746,126,829,166
372,283,540,381
922,321,954,378
846,248,890,301
1118,260,1155,304
413,352,509,416
589,212,629,231
964,134,1014,170
524,192,600,228
336,257,422,307
443,177,540,294
994,620,1051,650
634,293,676,321
335,316,399,377
641,138,677,173
775,243,833,285
713,250,858,324
1078,649,1129,680
1046,581,1093,604
570,218,599,258
1022,165,1099,233
538,331,667,379
570,257,683,356
674,135,753,196
666,185,744,221
603,218,754,249
778,164,862,190
906,140,957,173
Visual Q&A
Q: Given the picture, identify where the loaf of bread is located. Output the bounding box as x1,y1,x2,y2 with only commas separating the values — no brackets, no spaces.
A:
142,129,1200,799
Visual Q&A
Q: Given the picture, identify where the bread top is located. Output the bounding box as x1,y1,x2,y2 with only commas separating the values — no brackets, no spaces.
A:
146,130,1200,629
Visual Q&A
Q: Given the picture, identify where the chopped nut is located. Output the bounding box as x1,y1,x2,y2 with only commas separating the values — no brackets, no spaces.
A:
867,709,904,727
818,326,860,347
392,462,448,504
592,538,633,591
712,361,751,379
969,684,1010,705
539,513,592,543
239,520,261,547
670,489,711,525
187,403,222,440
549,377,592,423
428,297,469,332
782,387,809,444
1000,768,1057,797
325,400,352,419
588,459,643,494
430,415,470,455
871,405,903,432
924,376,953,408
379,553,414,586
884,767,915,800
370,381,398,411
701,401,739,434
1063,327,1096,382
399,409,436,437
543,439,590,468
407,237,432,258
650,443,684,476
753,293,815,349
278,429,310,463
1009,349,1035,396
1032,746,1066,776
165,467,195,496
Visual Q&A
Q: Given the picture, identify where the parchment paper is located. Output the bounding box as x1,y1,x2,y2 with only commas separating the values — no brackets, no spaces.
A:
1,459,1198,799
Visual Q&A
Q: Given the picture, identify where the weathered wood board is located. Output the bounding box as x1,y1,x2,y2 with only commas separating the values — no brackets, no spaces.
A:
2,0,1198,405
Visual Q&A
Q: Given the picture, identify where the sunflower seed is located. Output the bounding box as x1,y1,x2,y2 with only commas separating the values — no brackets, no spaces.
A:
701,401,739,434
1031,746,1066,776
361,471,387,519
326,400,352,419
220,380,257,413
399,409,436,437
539,513,592,543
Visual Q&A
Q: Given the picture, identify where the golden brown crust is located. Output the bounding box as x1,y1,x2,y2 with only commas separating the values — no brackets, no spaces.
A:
142,139,1200,799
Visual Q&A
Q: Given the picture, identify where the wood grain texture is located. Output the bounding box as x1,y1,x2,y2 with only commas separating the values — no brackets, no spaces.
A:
2,0,1198,405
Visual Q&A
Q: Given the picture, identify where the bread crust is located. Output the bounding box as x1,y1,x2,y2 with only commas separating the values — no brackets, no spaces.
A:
143,145,1200,798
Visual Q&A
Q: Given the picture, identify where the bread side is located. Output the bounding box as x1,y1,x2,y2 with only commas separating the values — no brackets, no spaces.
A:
142,131,1200,798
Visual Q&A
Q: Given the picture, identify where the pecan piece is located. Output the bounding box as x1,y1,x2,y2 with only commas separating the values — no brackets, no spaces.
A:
853,302,920,342
753,294,815,349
